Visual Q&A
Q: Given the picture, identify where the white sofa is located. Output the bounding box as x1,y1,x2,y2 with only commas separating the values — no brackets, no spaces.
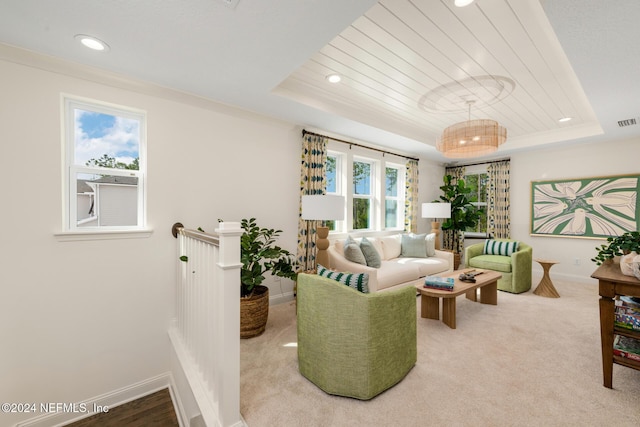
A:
327,234,453,292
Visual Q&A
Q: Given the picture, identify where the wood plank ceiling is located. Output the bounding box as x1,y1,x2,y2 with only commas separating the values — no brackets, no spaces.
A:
274,0,601,153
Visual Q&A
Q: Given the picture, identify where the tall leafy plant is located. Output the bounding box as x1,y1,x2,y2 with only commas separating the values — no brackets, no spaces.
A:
240,218,297,297
437,175,482,253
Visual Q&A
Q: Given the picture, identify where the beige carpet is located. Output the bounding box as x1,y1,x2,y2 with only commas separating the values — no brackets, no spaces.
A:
240,280,640,426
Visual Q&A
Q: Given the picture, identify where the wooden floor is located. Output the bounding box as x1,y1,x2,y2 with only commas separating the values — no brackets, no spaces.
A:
64,388,179,427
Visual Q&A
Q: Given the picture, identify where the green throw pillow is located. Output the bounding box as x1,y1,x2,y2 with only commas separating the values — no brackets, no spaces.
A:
401,233,428,258
360,237,381,268
483,239,519,256
317,264,369,293
343,235,367,265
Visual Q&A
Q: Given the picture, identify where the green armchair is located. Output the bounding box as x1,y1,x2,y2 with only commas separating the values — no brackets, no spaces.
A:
296,273,416,400
464,240,532,294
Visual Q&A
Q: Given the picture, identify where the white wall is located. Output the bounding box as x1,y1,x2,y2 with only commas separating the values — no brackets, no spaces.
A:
510,138,640,283
0,51,300,425
1,44,636,425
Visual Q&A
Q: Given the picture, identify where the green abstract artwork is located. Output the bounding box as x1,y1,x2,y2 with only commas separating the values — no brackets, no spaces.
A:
530,174,640,239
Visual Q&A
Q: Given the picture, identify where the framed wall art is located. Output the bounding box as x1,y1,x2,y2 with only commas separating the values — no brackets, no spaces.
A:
530,174,640,239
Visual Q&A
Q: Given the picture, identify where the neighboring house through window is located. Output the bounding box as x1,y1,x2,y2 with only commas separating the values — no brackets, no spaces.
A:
63,96,146,232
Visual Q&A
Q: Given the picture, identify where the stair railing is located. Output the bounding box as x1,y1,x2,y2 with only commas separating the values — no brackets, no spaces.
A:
169,222,244,427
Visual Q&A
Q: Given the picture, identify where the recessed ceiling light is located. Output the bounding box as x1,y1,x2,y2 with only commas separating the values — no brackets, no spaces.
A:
75,34,109,52
455,0,475,7
558,117,572,122
326,74,341,83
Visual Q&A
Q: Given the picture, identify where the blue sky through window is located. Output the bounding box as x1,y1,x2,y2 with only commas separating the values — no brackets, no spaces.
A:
74,109,140,167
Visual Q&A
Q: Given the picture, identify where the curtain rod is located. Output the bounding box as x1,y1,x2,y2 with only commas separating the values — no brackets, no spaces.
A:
446,157,510,168
302,129,419,162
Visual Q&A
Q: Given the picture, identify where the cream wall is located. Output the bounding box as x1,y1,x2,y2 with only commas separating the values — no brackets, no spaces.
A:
509,138,639,283
0,54,301,425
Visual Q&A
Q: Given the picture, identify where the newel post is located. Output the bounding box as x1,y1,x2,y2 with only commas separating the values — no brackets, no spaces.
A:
215,221,244,427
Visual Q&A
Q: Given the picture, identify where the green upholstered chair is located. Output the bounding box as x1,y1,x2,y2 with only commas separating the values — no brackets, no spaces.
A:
464,240,533,294
296,273,416,400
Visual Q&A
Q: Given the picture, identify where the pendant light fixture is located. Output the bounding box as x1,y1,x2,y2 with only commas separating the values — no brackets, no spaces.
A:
436,100,507,158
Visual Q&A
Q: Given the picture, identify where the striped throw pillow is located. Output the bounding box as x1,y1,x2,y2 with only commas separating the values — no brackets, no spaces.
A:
317,264,369,293
483,239,520,256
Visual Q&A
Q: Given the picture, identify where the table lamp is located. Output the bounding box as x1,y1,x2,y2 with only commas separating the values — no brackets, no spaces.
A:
421,202,451,250
301,194,345,269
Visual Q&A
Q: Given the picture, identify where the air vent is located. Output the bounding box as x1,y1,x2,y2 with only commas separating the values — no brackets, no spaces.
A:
617,118,637,127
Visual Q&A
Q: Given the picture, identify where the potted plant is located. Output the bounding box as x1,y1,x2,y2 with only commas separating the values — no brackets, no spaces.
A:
437,175,481,268
592,231,640,276
239,218,297,338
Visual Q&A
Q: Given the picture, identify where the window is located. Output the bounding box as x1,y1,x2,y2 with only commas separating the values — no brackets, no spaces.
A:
325,153,341,231
385,165,404,229
464,170,488,236
326,143,406,233
353,159,373,229
63,97,146,232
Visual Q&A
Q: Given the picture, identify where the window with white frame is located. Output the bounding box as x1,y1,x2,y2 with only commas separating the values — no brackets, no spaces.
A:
463,167,489,237
325,153,341,231
353,158,374,230
326,143,406,233
63,96,146,231
385,164,405,229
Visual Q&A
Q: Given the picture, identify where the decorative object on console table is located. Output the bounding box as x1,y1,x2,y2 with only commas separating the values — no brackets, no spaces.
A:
239,218,297,338
592,231,640,277
421,202,451,250
301,194,345,269
533,259,560,298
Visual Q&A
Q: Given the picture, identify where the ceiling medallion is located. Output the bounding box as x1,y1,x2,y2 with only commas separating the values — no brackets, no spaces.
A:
418,75,515,113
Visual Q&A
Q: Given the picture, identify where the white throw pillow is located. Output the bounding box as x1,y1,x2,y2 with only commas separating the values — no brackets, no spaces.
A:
425,233,436,257
380,234,402,260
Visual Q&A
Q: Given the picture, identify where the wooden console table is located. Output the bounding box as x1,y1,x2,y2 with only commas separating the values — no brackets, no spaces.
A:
591,262,640,388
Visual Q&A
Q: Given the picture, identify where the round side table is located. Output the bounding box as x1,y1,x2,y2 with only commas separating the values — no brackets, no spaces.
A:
533,259,560,298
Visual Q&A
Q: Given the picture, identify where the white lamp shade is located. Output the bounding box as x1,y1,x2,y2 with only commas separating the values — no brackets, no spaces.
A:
301,195,345,221
421,202,451,219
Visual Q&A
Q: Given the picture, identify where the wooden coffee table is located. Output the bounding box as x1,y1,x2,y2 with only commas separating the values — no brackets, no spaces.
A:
415,269,502,329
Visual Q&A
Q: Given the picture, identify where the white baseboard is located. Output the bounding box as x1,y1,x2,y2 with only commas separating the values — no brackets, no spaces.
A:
269,291,295,306
532,270,597,286
15,373,180,427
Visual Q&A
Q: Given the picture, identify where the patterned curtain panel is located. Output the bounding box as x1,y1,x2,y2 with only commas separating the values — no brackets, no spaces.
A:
297,134,328,272
444,166,465,181
404,159,419,233
442,166,466,252
487,160,511,239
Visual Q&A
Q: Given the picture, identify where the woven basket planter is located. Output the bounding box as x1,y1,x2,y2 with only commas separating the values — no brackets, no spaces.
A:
240,285,269,339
